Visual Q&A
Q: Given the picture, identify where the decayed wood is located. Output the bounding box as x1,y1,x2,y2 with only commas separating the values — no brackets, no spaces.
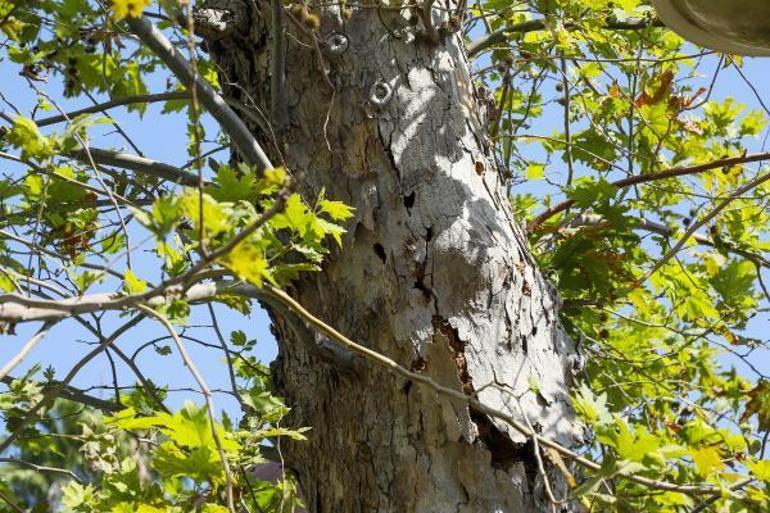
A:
201,1,582,510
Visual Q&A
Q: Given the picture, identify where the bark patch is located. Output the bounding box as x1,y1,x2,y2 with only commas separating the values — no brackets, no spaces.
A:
432,316,473,395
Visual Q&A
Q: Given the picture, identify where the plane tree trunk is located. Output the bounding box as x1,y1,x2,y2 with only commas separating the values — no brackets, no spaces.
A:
198,1,583,511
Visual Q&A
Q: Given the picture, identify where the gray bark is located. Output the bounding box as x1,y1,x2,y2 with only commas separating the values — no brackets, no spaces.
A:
199,1,583,511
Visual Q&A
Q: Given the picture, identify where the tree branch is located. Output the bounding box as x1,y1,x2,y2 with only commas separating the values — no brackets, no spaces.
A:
641,170,770,283
137,304,236,513
527,152,770,232
566,214,770,268
125,16,273,171
69,147,200,186
467,17,665,57
0,321,54,382
0,276,234,323
34,92,190,127
0,375,121,412
0,457,84,483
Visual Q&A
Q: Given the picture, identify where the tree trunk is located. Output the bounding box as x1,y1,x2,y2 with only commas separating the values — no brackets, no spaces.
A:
199,1,582,511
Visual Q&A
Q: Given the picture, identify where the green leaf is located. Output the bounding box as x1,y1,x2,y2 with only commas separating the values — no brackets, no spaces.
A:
525,163,546,180
566,177,616,209
748,459,770,482
571,384,613,426
271,193,311,236
208,164,258,203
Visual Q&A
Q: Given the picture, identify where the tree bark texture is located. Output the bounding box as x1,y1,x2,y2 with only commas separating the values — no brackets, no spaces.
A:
199,1,583,511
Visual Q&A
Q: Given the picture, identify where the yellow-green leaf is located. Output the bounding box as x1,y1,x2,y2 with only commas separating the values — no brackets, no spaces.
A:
692,447,724,478
124,269,147,294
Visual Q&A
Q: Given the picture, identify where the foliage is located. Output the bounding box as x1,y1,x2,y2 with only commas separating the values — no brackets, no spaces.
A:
474,0,770,510
0,0,769,511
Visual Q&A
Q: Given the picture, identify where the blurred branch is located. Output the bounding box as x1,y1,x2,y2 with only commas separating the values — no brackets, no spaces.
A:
0,458,85,483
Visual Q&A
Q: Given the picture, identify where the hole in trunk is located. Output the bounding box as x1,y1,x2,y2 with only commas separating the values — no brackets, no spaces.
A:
373,243,386,263
404,191,416,209
469,408,529,472
414,260,431,300
411,357,427,372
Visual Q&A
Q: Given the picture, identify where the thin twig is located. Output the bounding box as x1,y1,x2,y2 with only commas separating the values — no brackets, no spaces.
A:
0,321,54,381
641,170,770,284
34,92,190,127
0,457,84,483
138,305,236,513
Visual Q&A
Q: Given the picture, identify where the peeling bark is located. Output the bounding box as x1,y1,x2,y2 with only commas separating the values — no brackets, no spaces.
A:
201,1,582,511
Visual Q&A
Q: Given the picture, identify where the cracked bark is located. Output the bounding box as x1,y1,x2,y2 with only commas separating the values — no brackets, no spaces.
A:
199,1,582,511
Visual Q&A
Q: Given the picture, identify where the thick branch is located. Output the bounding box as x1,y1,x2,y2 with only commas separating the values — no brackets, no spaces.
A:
527,152,770,232
125,16,273,171
0,280,233,322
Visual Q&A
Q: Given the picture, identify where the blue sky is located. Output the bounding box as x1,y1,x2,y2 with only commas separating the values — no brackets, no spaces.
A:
1,39,769,424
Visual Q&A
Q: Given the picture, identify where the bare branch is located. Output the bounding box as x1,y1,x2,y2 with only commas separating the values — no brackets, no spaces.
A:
69,147,200,186
0,274,230,323
34,92,190,127
0,375,121,412
0,457,84,483
137,305,236,513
